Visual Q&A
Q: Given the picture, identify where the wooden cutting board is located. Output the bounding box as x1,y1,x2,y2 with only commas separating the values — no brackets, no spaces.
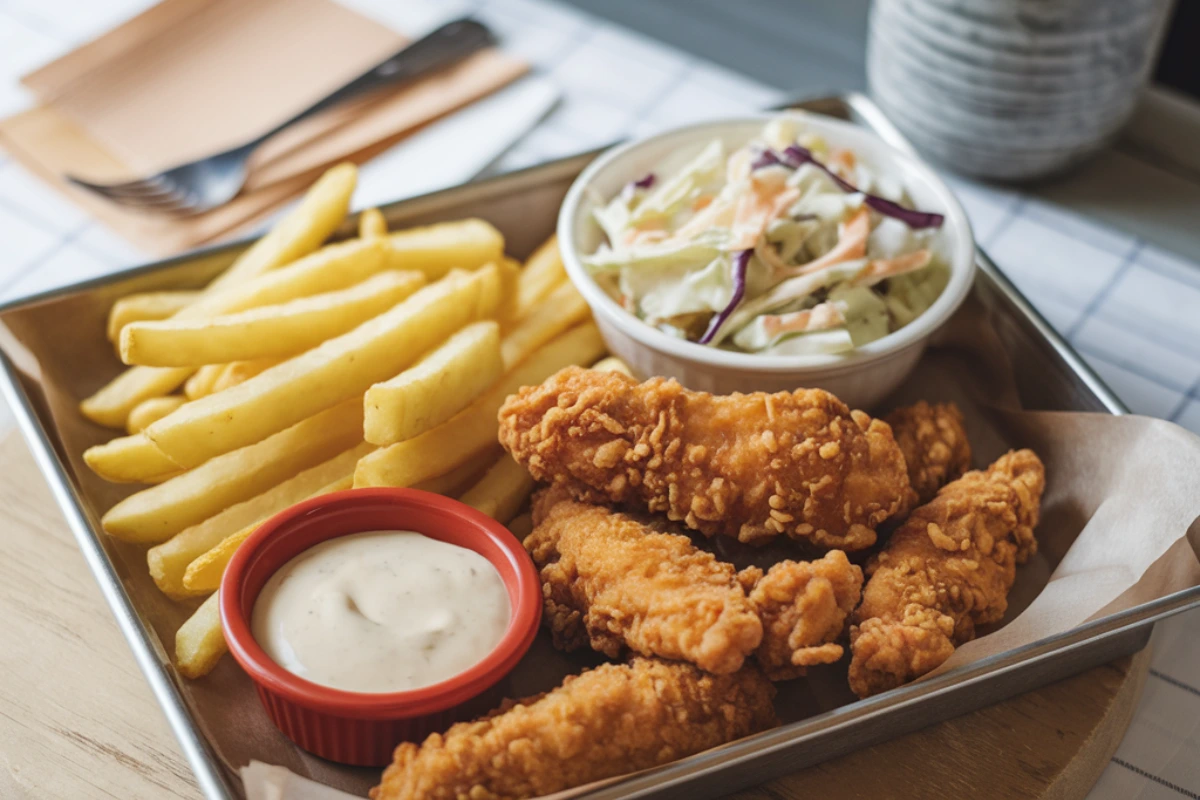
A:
0,432,1148,799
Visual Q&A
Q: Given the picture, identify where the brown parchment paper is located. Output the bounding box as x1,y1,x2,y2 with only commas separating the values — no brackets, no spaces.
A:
2,267,1198,799
0,0,527,255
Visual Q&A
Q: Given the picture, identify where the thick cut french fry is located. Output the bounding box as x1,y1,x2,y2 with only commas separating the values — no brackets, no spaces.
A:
153,443,370,598
175,592,226,679
500,280,590,369
183,473,356,593
385,219,504,279
359,208,387,239
84,432,182,483
207,163,356,291
413,444,501,496
591,356,633,376
107,291,200,341
459,455,536,523
210,358,281,393
364,321,503,446
144,267,503,469
514,235,566,319
354,322,604,488
103,398,364,542
185,364,225,399
82,166,358,428
126,395,187,435
507,511,534,539
121,271,426,367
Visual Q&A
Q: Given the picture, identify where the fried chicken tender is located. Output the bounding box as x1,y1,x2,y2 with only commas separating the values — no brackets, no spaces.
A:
848,449,1044,698
526,495,764,674
885,401,972,512
498,366,908,550
528,493,861,678
738,551,863,681
371,657,778,800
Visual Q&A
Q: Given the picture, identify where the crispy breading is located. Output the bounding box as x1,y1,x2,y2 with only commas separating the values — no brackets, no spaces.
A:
498,366,908,550
738,551,863,681
885,401,972,512
848,450,1044,698
525,495,763,674
370,658,778,800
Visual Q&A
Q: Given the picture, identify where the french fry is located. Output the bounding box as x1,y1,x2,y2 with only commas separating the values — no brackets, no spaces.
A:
413,445,501,495
210,358,281,393
459,454,536,523
81,366,195,429
385,219,504,279
207,163,356,291
126,396,187,435
175,592,226,679
184,364,225,399
181,450,490,594
500,280,590,369
364,321,503,446
153,443,371,598
120,271,426,367
107,291,200,341
354,322,605,488
103,397,364,542
82,166,359,428
84,432,182,484
507,512,534,539
359,208,388,239
181,474,355,595
144,267,503,469
591,356,633,376
514,235,566,319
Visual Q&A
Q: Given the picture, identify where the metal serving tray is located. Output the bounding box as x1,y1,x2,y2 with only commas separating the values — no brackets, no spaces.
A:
1,93,1197,800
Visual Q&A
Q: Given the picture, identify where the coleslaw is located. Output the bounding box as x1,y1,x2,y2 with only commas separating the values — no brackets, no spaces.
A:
582,115,950,356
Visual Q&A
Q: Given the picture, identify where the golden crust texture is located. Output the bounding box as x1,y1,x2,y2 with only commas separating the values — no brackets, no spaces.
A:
525,497,764,674
498,366,909,550
848,449,1045,698
370,657,778,800
739,551,864,681
885,401,972,512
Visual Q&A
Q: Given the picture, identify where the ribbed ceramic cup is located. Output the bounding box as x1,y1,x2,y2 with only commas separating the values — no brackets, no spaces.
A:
867,0,1174,180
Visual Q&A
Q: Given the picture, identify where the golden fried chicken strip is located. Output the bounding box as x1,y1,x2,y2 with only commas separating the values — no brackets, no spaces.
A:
848,450,1044,698
738,551,863,681
526,495,763,674
499,366,908,550
885,401,972,511
371,658,778,800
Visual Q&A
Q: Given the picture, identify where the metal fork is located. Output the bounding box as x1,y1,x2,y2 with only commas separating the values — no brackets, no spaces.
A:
66,18,495,216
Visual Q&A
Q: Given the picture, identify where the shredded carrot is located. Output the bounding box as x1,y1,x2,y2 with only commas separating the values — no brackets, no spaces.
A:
794,207,870,275
762,302,846,339
691,195,714,212
853,249,932,285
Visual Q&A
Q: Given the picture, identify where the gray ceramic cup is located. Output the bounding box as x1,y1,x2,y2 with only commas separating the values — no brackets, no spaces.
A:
867,0,1175,180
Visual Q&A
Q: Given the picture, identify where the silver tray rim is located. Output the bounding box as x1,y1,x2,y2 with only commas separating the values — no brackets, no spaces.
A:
0,92,1196,800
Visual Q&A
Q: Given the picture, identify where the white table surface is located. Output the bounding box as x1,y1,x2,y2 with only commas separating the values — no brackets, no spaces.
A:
0,0,1197,797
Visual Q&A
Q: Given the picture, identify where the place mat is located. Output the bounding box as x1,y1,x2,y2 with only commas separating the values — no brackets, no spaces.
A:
0,0,527,254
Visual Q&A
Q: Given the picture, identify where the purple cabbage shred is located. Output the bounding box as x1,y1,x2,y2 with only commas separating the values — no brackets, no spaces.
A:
698,249,752,345
750,145,945,229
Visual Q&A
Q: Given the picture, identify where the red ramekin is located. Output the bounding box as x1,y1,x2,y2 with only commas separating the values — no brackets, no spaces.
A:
220,487,541,766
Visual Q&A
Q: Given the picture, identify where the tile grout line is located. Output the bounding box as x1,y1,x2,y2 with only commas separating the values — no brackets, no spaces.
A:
1073,340,1194,396
1149,668,1200,698
1064,241,1143,341
979,196,1024,250
1110,758,1200,800
0,221,90,298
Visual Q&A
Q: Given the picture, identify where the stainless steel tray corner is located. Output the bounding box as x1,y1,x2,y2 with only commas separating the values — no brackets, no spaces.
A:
0,93,1196,800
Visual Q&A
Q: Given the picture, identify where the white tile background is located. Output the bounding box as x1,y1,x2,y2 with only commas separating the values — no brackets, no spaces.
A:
0,0,1197,797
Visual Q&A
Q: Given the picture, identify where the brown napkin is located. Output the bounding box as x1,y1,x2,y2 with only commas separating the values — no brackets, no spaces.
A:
0,0,527,255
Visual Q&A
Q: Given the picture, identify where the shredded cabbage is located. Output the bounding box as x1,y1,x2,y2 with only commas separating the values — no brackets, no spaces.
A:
584,115,949,356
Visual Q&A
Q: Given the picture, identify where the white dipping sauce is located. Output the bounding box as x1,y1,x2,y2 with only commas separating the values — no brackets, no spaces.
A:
251,530,511,694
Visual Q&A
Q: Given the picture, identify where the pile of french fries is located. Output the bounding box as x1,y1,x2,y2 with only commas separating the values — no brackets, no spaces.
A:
84,164,605,680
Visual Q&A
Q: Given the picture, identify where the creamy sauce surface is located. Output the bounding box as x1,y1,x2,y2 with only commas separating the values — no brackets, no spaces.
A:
251,530,510,694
